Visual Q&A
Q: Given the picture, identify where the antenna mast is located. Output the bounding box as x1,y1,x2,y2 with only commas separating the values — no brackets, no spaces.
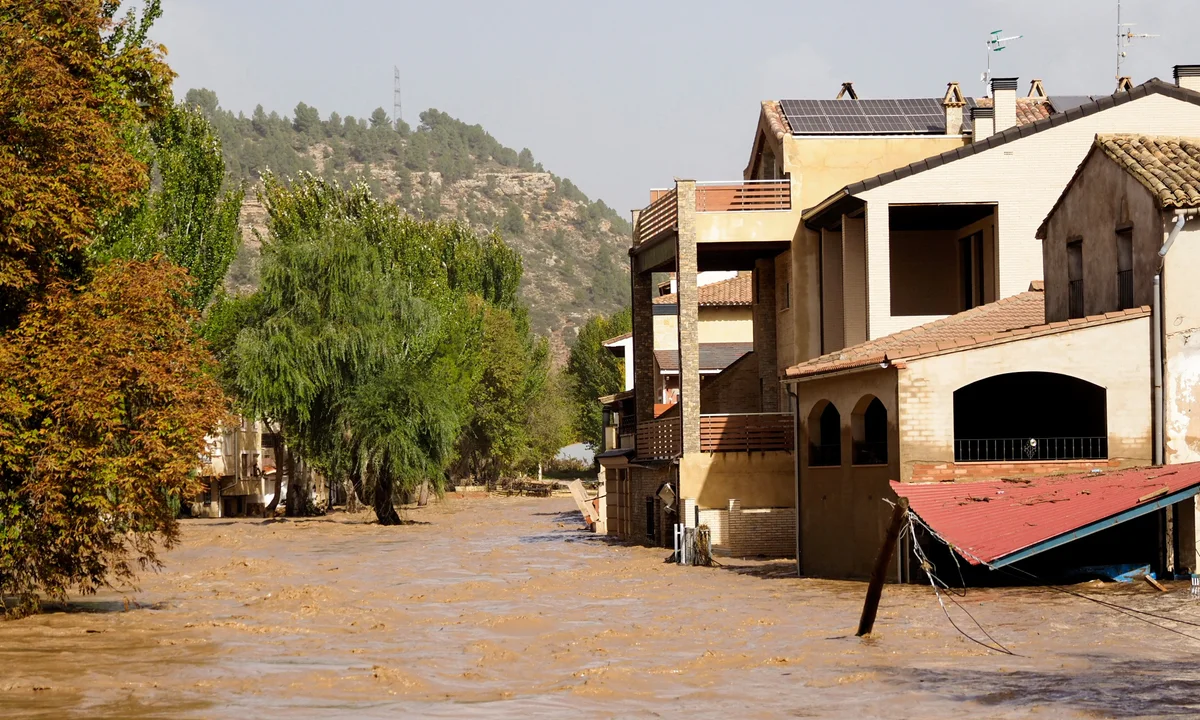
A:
393,66,403,128
982,29,1023,97
1116,0,1158,84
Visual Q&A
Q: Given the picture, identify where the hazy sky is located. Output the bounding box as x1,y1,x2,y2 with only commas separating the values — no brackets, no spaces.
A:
151,0,1200,215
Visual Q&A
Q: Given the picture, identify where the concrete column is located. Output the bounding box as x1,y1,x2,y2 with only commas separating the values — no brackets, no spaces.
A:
793,226,823,364
632,265,656,424
682,497,697,529
675,180,701,456
842,214,868,346
753,258,779,412
820,228,844,353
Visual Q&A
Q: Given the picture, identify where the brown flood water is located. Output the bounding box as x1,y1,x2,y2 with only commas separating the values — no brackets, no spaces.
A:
3,495,1200,719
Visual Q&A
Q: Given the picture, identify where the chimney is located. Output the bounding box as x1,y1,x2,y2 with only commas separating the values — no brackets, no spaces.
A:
836,82,858,100
942,82,966,135
1116,76,1134,92
991,77,1018,132
1174,65,1200,93
1027,79,1047,100
970,106,994,139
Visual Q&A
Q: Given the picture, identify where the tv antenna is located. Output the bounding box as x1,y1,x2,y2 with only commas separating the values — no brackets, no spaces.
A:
1116,1,1158,84
393,66,403,128
982,29,1023,97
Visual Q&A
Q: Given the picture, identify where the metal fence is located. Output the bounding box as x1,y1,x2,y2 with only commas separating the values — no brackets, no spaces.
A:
1117,269,1133,310
954,436,1108,462
1068,279,1084,318
852,441,888,466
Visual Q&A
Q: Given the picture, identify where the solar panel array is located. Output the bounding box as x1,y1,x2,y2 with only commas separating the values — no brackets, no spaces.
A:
779,98,949,135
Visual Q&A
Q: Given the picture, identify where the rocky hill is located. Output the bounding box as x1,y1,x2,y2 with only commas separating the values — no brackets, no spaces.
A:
186,90,630,357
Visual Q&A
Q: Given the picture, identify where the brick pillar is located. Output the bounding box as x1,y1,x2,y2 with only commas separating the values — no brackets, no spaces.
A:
753,258,779,412
682,497,697,529
632,267,656,424
727,498,743,556
675,180,700,456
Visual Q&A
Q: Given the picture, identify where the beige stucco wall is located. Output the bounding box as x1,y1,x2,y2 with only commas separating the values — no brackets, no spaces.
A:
652,307,753,351
680,451,795,510
859,93,1200,340
1041,151,1164,322
794,367,900,580
1164,221,1200,464
775,250,795,372
897,317,1153,481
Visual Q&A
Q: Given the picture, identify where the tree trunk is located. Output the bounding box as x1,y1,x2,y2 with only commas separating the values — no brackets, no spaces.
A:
286,449,311,517
374,464,402,525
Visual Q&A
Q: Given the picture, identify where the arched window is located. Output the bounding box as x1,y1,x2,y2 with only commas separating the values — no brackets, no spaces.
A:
808,401,842,467
852,396,889,465
953,372,1107,461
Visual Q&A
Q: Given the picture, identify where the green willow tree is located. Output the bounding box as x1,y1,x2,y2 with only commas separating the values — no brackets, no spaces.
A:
567,309,631,451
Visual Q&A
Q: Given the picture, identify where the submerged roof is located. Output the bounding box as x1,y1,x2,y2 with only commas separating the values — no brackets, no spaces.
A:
894,463,1200,567
654,274,753,307
1097,135,1200,208
655,343,753,372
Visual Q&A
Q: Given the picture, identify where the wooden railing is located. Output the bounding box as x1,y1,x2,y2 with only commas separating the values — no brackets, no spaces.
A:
700,413,794,453
637,417,682,459
634,189,678,245
695,180,790,212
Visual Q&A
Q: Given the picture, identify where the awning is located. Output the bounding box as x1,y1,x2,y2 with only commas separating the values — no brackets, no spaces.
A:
892,463,1200,568
596,447,634,469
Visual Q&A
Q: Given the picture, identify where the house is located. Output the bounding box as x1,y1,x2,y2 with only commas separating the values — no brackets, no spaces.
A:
195,418,275,517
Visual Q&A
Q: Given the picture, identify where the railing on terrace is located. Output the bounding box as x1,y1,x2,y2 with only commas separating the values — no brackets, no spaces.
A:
634,189,678,245
1068,279,1084,319
1117,269,1134,310
637,417,682,459
695,180,791,212
852,441,888,466
699,413,793,453
954,436,1108,463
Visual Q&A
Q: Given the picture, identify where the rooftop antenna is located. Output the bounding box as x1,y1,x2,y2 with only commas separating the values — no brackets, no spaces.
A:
1116,0,1158,86
982,29,1023,97
393,66,403,129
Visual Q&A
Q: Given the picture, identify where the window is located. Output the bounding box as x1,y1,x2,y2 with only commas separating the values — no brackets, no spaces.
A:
782,281,791,310
852,396,889,465
1067,239,1084,318
1116,228,1133,310
959,231,986,310
645,496,656,540
807,401,842,467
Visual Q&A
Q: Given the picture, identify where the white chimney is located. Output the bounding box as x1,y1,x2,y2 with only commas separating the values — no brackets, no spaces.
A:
942,82,965,136
970,107,994,140
1175,65,1200,93
991,77,1018,133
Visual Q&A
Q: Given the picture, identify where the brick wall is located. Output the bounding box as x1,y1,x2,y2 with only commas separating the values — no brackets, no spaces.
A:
909,459,1123,483
754,258,779,412
699,351,760,414
699,499,796,558
697,508,727,546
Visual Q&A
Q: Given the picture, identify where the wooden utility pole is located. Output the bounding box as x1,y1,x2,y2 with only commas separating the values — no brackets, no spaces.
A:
856,497,909,637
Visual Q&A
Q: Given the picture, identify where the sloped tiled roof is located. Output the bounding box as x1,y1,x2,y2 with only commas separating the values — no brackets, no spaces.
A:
785,287,1150,380
971,96,1053,126
656,343,753,372
601,331,632,346
654,274,753,307
1096,135,1200,208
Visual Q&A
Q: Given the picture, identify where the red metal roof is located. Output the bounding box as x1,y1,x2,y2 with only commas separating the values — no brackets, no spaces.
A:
892,463,1200,566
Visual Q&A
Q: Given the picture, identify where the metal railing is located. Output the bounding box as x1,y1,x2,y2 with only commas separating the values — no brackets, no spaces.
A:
1068,279,1084,318
954,436,1108,462
633,189,678,245
699,413,793,453
1117,269,1133,310
852,441,888,466
695,179,791,212
637,417,682,459
808,443,842,467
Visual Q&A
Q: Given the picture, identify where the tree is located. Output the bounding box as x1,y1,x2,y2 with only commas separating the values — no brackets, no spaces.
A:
93,104,244,311
567,309,631,450
0,259,228,616
501,202,526,236
525,369,575,476
369,107,391,130
292,102,321,136
0,0,174,324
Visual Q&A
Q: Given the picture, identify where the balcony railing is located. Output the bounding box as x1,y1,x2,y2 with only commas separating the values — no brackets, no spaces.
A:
808,444,841,467
1117,269,1133,310
852,441,888,466
695,180,791,212
634,189,678,245
954,436,1108,463
699,413,793,453
637,417,682,459
1068,279,1084,319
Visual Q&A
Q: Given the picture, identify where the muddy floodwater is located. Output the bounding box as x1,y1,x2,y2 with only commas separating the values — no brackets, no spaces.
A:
4,495,1200,718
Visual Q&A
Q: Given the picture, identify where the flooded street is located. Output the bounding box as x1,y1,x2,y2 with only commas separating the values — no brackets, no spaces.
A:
3,495,1200,718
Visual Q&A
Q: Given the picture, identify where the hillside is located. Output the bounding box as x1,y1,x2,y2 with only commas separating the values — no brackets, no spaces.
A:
184,89,630,354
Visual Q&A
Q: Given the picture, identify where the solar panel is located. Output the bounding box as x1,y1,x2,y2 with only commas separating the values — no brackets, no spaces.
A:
780,97,948,135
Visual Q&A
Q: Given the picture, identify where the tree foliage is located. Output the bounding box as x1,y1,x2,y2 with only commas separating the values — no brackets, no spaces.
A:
0,260,227,615
0,0,174,323
567,309,631,450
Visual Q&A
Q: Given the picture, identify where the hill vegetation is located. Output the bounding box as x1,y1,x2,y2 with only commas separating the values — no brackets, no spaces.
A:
184,89,631,349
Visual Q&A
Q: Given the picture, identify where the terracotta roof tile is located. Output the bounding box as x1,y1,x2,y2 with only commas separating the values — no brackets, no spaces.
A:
972,97,1052,126
602,331,632,346
1095,135,1200,209
654,274,753,307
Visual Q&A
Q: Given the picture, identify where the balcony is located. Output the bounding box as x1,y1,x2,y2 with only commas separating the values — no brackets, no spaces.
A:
1116,269,1133,310
1068,279,1084,319
954,436,1108,463
637,417,682,459
633,179,795,247
699,413,793,453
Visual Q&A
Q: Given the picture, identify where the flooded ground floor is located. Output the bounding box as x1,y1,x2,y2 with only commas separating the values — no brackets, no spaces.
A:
3,495,1200,718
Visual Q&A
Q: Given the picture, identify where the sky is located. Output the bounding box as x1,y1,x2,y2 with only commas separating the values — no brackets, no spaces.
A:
149,0,1200,216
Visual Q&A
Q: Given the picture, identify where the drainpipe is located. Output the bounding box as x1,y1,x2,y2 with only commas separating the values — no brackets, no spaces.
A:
1156,210,1200,466
786,383,803,577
